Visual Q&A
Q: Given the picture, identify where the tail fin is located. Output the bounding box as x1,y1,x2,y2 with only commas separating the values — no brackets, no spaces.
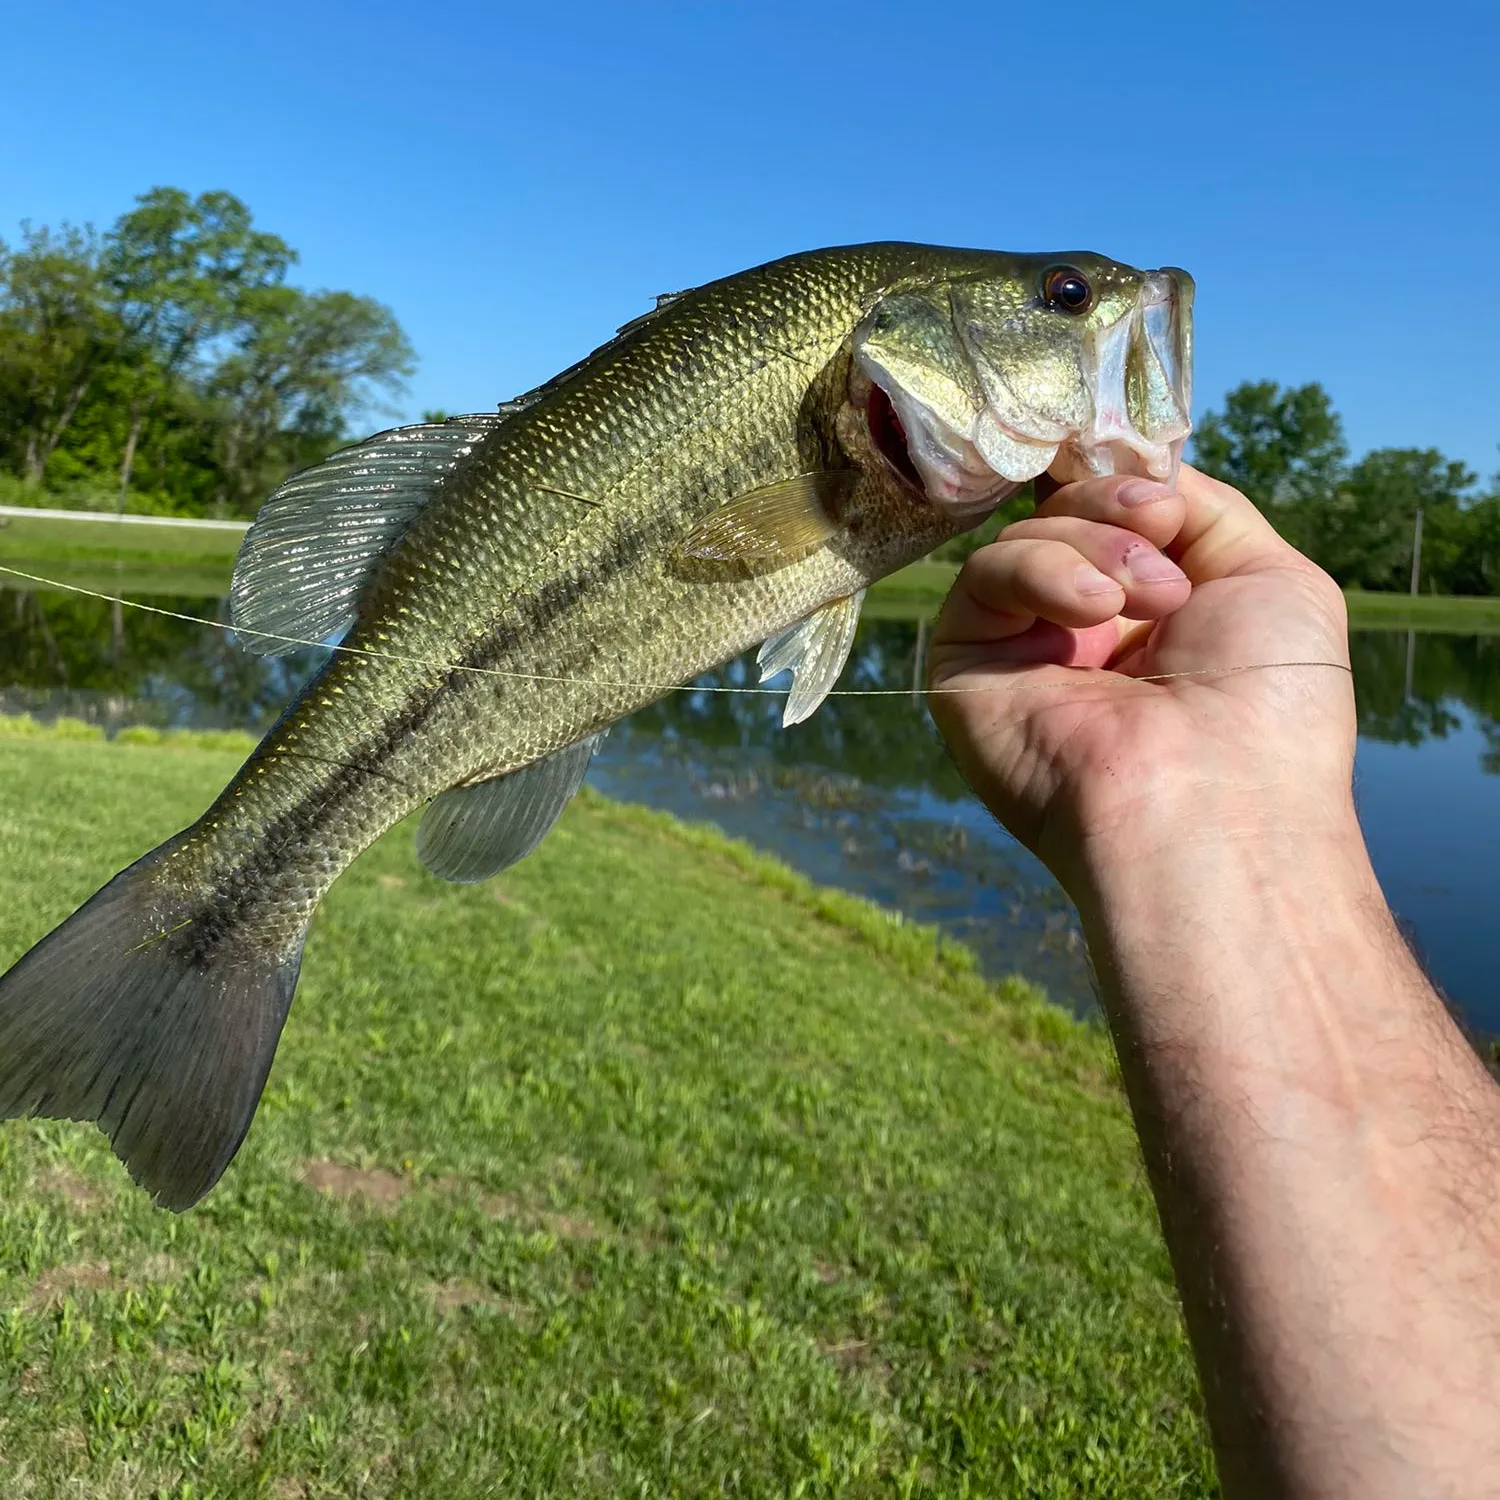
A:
0,840,305,1211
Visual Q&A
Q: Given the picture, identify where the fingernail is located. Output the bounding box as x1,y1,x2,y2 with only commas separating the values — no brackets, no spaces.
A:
1075,562,1122,596
1117,479,1175,507
1123,544,1187,585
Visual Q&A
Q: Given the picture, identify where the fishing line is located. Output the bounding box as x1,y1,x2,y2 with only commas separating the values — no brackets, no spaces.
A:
0,562,1352,697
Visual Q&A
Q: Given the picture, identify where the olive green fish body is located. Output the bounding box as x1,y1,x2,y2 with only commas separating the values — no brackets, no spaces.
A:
0,242,1194,1207
173,247,971,936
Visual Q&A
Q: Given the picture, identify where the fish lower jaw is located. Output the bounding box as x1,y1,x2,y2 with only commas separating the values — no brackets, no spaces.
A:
1049,434,1184,485
899,410,1020,517
858,371,1180,518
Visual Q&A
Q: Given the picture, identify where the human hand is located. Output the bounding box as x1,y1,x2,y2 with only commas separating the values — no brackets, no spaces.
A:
926,465,1356,897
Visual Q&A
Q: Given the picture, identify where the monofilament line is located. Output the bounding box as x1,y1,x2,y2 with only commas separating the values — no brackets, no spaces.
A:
0,562,1353,697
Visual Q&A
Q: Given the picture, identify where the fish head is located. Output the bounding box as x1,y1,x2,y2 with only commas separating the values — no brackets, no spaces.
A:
848,253,1194,518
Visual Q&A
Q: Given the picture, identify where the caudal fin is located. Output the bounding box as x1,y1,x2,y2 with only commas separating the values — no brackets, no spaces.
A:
0,841,305,1210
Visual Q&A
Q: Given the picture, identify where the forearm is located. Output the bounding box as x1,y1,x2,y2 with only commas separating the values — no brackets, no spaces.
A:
1074,792,1500,1497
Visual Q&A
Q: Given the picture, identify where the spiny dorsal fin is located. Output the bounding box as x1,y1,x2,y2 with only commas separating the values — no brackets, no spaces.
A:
757,590,866,727
615,289,692,337
416,734,603,884
230,414,506,656
496,389,545,419
674,472,856,566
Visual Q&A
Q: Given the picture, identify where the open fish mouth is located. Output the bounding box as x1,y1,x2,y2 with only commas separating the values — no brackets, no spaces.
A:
855,263,1194,516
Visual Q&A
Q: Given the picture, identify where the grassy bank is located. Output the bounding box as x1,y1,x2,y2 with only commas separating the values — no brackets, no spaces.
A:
1340,589,1500,632
7,506,1500,636
0,720,1213,1496
873,560,1500,632
0,509,245,602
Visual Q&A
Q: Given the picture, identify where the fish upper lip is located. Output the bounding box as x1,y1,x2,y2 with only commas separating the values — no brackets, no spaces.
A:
1139,273,1177,307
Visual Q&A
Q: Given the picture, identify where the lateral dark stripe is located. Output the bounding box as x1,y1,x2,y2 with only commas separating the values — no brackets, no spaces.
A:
185,504,680,957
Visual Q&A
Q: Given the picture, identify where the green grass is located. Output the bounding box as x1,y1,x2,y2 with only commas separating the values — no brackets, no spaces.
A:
0,511,245,602
1341,589,1500,633
0,719,1214,1497
865,562,966,621
0,558,236,603
0,512,245,565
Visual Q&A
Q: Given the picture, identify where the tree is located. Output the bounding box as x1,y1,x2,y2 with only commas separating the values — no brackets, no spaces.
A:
1427,493,1500,597
0,223,117,482
1314,448,1479,591
1191,381,1348,552
205,285,414,516
101,187,294,503
0,185,416,517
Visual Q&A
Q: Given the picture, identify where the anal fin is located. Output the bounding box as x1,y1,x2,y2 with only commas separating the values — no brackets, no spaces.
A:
416,735,603,884
757,590,866,728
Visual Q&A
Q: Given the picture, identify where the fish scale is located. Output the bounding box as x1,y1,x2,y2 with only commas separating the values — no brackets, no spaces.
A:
0,241,1194,1208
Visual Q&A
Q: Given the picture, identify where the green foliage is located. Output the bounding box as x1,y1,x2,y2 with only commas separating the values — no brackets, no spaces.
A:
0,222,118,485
0,188,414,518
1312,448,1480,590
1192,380,1498,594
1430,496,1500,597
104,187,293,369
0,729,1215,1495
1189,380,1347,555
205,283,413,513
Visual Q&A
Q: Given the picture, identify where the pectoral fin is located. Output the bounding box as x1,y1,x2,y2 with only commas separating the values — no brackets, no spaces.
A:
674,472,856,565
416,735,603,884
757,590,866,728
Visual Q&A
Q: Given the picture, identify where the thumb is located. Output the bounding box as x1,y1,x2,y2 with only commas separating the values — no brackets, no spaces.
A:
1170,464,1297,582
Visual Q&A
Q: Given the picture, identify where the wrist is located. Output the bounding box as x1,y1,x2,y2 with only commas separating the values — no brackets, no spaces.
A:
1065,778,1416,1062
1065,778,1500,1176
1051,762,1365,921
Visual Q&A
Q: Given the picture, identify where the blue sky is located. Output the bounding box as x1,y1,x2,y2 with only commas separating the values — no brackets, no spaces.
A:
3,0,1496,480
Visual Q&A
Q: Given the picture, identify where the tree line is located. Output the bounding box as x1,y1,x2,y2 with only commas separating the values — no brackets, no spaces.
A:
1192,382,1500,595
936,384,1497,596
0,187,413,518
4,193,1495,593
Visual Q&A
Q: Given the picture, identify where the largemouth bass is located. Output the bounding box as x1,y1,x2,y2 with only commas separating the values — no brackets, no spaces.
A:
0,244,1193,1208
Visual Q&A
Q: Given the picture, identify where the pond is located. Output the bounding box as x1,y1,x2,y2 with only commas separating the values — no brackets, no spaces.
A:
2,570,1497,1041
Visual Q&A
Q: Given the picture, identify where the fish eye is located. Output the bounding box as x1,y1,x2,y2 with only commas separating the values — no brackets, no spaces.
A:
1043,267,1093,315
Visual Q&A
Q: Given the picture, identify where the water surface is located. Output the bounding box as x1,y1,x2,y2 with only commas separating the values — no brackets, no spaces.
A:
2,575,1496,1037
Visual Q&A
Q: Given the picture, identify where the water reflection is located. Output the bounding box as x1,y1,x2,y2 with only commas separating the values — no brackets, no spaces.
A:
3,583,1498,1032
0,587,324,733
588,621,1090,1008
1350,629,1500,752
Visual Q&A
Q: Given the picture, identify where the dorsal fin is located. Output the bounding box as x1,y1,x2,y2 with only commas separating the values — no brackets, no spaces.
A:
614,289,691,337
230,414,506,656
